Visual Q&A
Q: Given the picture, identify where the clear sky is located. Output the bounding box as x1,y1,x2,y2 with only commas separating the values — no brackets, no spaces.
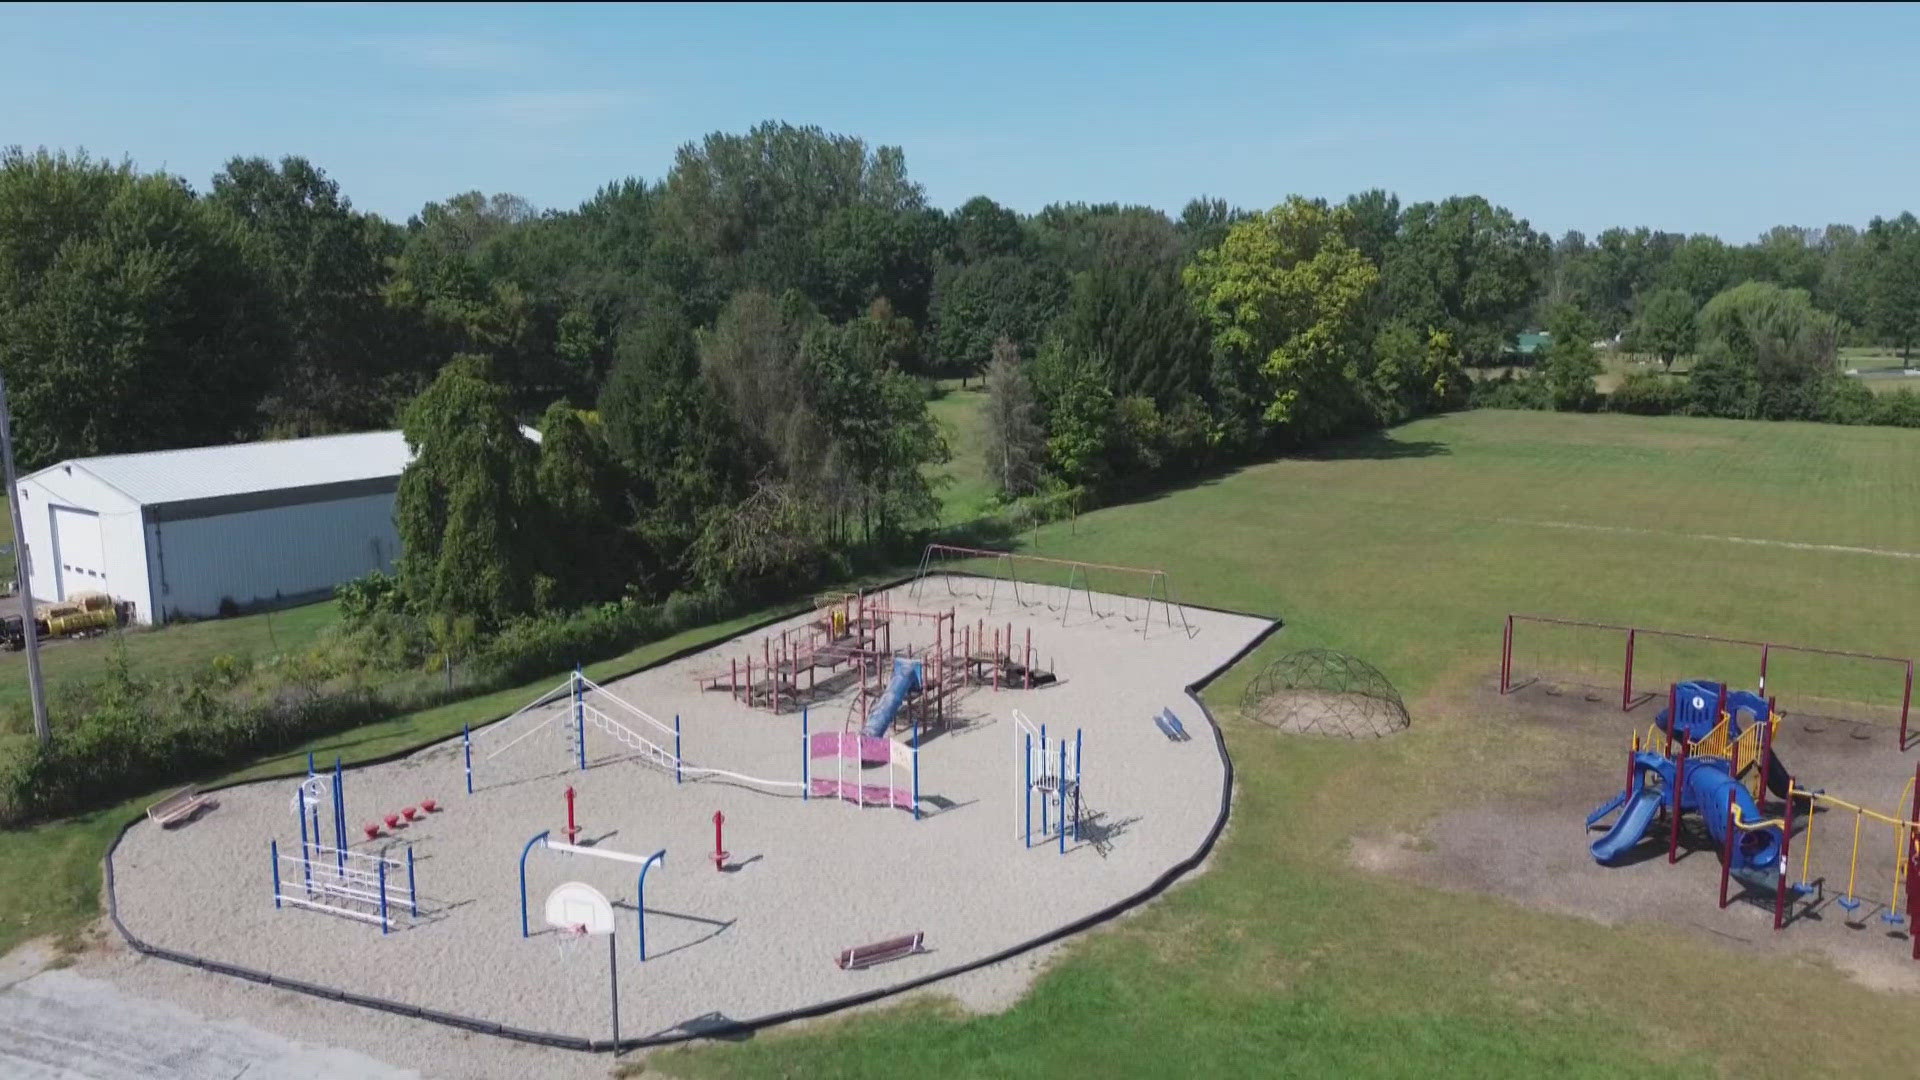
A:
5,2,1914,240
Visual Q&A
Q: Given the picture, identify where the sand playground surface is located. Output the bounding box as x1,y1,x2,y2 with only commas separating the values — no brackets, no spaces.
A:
108,579,1272,1047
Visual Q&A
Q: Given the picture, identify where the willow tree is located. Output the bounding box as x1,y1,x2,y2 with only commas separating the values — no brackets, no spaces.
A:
394,354,539,628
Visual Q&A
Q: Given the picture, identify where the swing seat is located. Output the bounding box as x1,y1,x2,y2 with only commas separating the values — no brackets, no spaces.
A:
363,823,381,840
1837,895,1863,913
384,812,402,829
402,806,419,822
1880,910,1904,926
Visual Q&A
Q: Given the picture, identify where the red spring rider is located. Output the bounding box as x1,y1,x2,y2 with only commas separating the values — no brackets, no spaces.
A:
713,810,730,871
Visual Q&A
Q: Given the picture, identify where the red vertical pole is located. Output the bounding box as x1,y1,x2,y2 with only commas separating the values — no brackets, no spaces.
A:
1714,682,1727,733
1623,628,1636,712
713,810,725,870
764,639,772,710
1759,643,1770,697
1501,615,1513,694
731,658,738,703
1776,790,1795,931
1718,789,1736,908
1758,713,1776,808
1668,741,1689,864
993,628,1001,690
565,786,578,843
1025,628,1032,689
1626,734,1638,796
1902,662,1913,750
1910,832,1920,961
1664,683,1678,757
1909,762,1920,831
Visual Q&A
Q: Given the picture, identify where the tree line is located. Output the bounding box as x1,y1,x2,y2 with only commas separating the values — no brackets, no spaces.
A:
4,124,1920,639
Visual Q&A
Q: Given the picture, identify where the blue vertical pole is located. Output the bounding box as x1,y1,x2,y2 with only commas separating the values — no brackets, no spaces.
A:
912,711,921,820
573,666,586,771
802,708,810,801
298,794,312,895
1074,729,1084,843
463,724,473,795
1023,733,1032,849
674,714,682,784
637,850,665,961
519,830,550,938
379,861,389,935
1058,739,1067,855
1039,726,1049,837
333,757,346,873
271,840,281,908
407,847,417,917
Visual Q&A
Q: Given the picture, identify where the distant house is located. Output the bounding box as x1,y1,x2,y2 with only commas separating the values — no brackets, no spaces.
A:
1512,331,1550,358
17,426,541,624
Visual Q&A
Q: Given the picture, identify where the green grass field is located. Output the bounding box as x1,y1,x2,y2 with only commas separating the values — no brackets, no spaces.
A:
927,380,996,525
659,408,1920,1078
0,601,341,724
9,407,1920,1076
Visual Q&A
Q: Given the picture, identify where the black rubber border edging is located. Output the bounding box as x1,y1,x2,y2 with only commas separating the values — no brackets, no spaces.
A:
102,572,1282,1054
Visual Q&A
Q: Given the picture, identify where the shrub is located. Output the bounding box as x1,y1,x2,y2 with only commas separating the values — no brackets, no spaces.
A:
1606,372,1688,416
1469,371,1553,411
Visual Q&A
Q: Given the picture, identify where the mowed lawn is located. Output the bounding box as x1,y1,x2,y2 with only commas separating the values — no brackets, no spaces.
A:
663,410,1920,1079
926,380,996,526
0,601,341,723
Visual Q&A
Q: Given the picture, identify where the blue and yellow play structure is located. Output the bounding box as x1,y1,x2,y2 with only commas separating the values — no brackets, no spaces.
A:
1586,680,1810,894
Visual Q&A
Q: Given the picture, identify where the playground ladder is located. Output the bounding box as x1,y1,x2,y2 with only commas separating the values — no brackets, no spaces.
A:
582,706,679,774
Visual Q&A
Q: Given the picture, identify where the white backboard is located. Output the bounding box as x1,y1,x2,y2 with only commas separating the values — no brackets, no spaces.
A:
543,880,615,935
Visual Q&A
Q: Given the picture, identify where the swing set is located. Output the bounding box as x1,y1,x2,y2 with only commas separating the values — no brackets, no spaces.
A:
1788,768,1920,927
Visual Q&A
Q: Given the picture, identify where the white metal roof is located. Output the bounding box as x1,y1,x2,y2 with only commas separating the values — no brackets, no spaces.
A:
29,430,412,507
24,425,547,508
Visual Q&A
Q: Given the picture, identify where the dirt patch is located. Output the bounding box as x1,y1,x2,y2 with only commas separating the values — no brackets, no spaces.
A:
1351,676,1920,994
1252,691,1408,738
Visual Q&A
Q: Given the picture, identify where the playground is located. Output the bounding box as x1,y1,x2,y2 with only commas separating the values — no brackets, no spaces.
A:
105,578,1270,1045
1360,668,1920,991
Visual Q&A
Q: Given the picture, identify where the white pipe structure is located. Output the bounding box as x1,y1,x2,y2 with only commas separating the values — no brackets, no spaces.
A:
273,842,415,932
476,675,579,762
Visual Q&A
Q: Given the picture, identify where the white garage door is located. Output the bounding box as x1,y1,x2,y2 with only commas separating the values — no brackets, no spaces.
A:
50,505,106,600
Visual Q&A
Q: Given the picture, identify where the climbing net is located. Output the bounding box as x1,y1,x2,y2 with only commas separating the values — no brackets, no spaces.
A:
1240,649,1409,738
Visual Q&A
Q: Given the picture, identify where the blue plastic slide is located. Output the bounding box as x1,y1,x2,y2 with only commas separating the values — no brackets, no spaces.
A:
1589,786,1665,863
862,658,922,737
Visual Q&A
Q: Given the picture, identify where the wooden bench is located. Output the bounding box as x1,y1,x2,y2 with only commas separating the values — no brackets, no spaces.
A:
836,931,925,971
146,786,213,827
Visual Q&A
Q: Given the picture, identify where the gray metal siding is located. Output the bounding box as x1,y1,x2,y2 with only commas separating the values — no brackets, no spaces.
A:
149,492,400,621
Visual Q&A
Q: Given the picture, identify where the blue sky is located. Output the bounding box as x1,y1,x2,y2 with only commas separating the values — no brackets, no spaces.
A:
5,2,1914,240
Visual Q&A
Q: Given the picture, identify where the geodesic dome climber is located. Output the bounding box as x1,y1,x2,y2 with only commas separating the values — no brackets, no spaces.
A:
1239,649,1410,738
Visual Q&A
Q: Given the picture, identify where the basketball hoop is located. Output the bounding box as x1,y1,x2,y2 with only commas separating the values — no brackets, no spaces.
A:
543,881,614,960
555,922,590,958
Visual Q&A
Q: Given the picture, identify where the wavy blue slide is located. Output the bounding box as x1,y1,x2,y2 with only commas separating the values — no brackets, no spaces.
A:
1589,786,1666,863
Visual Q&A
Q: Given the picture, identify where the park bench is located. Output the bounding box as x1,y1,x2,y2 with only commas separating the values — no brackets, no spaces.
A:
836,931,925,970
146,785,213,827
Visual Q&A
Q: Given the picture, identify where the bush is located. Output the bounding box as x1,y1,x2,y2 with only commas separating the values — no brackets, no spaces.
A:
1468,371,1553,411
1872,388,1920,427
1606,372,1688,416
0,645,385,825
1816,377,1878,425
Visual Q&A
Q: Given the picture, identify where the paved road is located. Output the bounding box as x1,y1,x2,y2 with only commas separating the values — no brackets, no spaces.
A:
0,968,418,1079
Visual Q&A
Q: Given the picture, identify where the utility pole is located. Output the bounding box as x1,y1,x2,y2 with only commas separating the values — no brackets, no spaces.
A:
0,373,49,743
